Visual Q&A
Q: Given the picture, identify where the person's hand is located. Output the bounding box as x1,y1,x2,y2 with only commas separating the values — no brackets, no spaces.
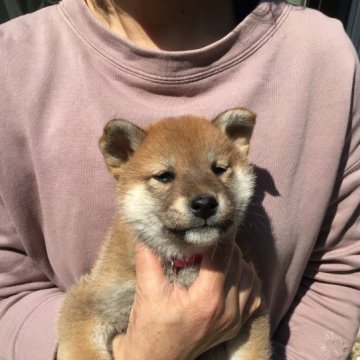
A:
112,241,262,360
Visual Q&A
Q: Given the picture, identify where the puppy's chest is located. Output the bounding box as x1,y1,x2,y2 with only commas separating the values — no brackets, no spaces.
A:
164,262,200,288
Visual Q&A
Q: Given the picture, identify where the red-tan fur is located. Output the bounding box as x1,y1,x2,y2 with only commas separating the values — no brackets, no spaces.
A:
57,109,271,360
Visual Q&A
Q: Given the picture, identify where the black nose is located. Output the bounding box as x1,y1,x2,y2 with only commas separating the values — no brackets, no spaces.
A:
190,195,218,219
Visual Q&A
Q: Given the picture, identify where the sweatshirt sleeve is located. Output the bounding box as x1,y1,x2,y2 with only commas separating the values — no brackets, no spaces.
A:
0,195,65,360
272,52,360,360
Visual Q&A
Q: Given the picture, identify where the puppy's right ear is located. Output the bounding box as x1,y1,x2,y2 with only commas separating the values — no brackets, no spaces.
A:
99,119,146,179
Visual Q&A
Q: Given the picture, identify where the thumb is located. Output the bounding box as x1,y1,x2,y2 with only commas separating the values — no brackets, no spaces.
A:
134,242,168,290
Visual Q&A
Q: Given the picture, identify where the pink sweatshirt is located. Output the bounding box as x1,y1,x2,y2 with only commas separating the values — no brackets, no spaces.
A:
0,1,359,359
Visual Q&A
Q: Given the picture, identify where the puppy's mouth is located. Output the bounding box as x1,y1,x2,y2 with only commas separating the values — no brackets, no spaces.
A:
168,224,221,236
167,219,233,242
169,218,233,233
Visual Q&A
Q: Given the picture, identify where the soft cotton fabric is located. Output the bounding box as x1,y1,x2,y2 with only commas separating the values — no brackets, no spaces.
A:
0,1,359,359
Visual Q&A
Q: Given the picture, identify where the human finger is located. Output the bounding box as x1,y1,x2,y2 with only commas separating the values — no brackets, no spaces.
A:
190,242,233,299
134,242,168,290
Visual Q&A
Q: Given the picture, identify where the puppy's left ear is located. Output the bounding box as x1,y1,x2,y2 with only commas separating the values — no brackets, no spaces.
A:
212,108,256,157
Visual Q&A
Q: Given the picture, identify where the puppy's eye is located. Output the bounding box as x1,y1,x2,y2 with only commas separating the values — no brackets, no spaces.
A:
153,171,175,183
212,164,228,176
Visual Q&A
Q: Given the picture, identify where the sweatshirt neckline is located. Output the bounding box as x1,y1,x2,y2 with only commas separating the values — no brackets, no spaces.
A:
59,0,290,84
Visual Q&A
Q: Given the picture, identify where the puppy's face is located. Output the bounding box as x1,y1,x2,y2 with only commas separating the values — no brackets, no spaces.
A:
100,109,255,258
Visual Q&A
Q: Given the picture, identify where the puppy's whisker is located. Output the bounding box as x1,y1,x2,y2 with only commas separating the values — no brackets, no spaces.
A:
210,245,218,263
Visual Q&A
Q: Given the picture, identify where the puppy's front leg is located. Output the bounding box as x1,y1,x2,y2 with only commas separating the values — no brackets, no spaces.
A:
58,279,136,360
226,309,271,360
57,320,113,360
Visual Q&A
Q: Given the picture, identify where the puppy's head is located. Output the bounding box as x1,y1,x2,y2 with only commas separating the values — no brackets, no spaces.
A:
99,109,256,258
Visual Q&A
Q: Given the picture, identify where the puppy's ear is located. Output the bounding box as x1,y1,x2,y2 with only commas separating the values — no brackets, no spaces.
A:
99,119,146,179
212,108,256,157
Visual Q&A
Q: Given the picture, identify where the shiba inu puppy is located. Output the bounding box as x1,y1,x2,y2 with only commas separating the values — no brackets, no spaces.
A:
57,109,271,359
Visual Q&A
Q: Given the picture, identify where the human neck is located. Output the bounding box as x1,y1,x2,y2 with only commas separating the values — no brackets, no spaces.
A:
85,0,237,51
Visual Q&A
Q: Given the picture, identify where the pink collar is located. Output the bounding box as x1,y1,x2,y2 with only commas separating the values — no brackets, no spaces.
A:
171,255,202,269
